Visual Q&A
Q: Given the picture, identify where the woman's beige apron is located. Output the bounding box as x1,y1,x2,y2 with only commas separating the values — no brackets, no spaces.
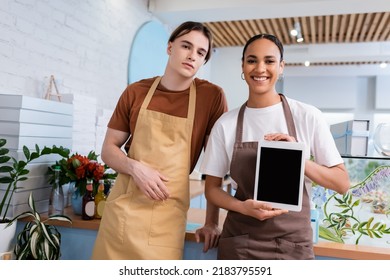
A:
92,76,196,260
218,94,314,260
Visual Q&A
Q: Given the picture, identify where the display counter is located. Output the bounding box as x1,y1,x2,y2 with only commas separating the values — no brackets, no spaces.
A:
41,206,389,260
18,179,390,259
22,181,390,260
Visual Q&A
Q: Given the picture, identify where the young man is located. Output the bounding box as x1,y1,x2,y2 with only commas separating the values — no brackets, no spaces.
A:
92,21,228,260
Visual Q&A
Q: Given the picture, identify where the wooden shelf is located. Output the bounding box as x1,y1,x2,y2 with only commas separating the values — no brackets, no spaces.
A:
313,241,390,260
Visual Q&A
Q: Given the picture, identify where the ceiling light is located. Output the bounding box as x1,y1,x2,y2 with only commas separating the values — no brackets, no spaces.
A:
304,61,310,67
291,22,304,43
380,62,387,69
290,29,298,36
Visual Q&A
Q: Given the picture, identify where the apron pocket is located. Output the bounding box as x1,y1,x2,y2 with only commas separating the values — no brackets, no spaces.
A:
217,234,249,260
103,175,151,244
102,191,133,244
275,238,314,260
149,200,186,249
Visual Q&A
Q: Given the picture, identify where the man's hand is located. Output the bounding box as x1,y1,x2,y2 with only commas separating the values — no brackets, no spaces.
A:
131,160,170,200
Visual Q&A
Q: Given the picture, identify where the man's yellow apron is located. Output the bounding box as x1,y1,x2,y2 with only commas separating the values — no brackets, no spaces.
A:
92,76,195,259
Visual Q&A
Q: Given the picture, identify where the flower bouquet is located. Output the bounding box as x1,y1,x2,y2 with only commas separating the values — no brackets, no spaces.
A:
48,150,117,196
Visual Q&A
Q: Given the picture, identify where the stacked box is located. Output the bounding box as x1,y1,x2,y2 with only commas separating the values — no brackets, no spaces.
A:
330,120,370,156
0,94,73,217
61,94,97,156
95,108,113,160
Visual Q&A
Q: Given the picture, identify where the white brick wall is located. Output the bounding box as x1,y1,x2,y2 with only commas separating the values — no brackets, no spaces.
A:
0,0,151,111
0,0,154,160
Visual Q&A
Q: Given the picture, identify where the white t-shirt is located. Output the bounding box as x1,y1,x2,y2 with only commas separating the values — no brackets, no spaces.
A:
200,97,343,191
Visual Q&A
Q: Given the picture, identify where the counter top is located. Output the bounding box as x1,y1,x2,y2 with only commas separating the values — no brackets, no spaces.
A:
180,208,390,260
37,206,390,260
23,180,390,260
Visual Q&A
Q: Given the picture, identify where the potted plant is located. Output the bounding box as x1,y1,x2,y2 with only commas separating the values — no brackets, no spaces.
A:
0,139,38,254
0,138,69,255
6,193,71,259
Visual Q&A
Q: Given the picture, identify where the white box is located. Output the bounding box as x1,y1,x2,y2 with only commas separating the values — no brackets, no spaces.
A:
0,94,73,115
0,186,51,205
0,135,72,150
0,94,74,218
14,162,51,177
61,93,97,105
0,93,73,150
0,108,73,126
0,122,73,137
3,199,49,217
330,120,370,156
0,175,50,191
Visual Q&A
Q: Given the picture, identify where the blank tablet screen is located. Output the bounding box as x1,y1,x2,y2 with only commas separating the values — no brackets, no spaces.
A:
254,140,305,211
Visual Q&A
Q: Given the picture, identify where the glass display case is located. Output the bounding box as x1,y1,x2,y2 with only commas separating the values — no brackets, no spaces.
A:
312,155,390,248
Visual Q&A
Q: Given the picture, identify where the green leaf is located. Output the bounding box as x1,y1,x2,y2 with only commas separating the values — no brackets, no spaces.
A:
47,215,72,223
366,217,374,228
0,176,13,183
17,177,28,182
23,146,30,160
29,226,39,259
352,200,360,207
40,223,57,248
347,194,353,205
19,169,29,176
358,221,368,230
0,165,13,172
30,152,40,161
355,234,363,245
15,160,27,170
35,144,40,154
377,224,385,231
0,138,6,147
0,155,10,163
319,225,344,243
41,147,52,155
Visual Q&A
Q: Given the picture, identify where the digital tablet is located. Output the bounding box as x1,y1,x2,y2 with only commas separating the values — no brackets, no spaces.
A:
253,140,306,212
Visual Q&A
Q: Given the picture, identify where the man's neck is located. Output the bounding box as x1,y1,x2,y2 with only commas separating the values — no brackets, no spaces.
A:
160,72,193,91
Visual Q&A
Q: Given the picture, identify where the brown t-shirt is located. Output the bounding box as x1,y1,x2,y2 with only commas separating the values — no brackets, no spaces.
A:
108,77,228,172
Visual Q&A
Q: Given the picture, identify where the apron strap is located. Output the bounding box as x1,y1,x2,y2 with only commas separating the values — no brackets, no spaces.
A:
141,77,162,109
141,76,196,121
279,94,297,139
187,81,196,121
235,102,247,144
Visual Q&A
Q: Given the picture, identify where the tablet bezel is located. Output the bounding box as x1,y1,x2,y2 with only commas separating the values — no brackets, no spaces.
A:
253,140,306,212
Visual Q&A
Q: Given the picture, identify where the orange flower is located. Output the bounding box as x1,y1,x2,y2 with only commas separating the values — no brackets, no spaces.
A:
63,153,108,195
48,148,117,196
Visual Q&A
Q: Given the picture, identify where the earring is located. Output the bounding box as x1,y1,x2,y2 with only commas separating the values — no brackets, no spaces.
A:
241,72,245,80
